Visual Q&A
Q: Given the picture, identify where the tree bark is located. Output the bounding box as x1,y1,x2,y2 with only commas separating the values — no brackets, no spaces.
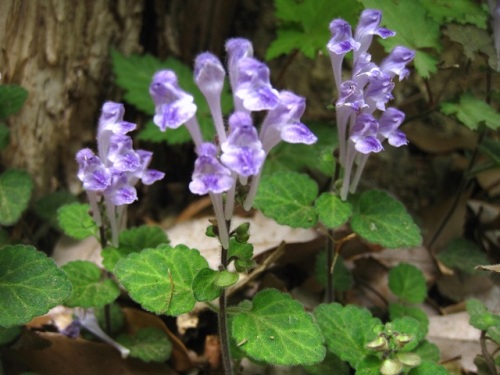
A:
0,0,144,196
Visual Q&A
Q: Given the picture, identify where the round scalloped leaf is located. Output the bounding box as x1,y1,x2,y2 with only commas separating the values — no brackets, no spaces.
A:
193,268,239,302
0,245,71,327
350,190,421,248
102,225,169,272
0,169,33,226
388,263,427,304
61,260,120,308
114,244,208,316
231,289,325,366
315,192,352,229
254,171,318,228
57,203,98,240
117,327,172,363
313,303,381,368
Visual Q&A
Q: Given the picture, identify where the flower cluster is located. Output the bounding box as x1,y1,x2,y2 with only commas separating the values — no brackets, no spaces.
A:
76,102,164,246
149,38,317,248
327,9,415,200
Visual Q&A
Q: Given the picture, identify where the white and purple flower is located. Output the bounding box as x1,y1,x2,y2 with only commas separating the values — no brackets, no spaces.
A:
327,9,415,199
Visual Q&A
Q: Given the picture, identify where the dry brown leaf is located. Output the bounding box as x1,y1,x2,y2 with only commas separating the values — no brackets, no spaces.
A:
427,312,491,373
167,211,318,269
4,330,174,375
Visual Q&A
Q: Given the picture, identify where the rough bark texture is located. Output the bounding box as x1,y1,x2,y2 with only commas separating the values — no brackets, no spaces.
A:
0,0,144,196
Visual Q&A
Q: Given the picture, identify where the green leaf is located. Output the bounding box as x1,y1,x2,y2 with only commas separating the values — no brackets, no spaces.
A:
114,244,208,316
350,190,422,248
356,355,383,375
487,325,500,343
466,298,500,331
61,261,120,308
263,122,336,177
33,191,77,229
388,303,429,335
304,351,351,375
440,93,500,130
444,24,498,71
392,317,425,352
102,225,169,272
266,0,362,60
0,228,8,247
0,169,33,226
314,251,353,292
254,171,318,228
388,263,427,304
408,360,448,375
315,192,352,229
120,225,169,250
437,238,489,275
0,85,28,119
0,123,10,151
0,245,72,327
314,303,381,368
192,268,239,302
232,289,326,365
227,238,255,272
0,325,22,345
57,203,98,240
111,50,231,145
420,0,487,28
413,340,440,363
360,0,441,78
94,303,125,336
117,327,172,363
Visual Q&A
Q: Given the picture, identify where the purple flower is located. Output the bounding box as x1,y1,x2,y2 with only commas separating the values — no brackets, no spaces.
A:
260,91,317,152
336,81,366,112
364,70,395,112
77,102,164,246
378,107,408,147
220,112,265,177
328,19,361,91
380,46,416,80
104,171,138,206
327,19,360,55
354,9,395,57
194,52,226,98
194,52,227,142
225,38,254,95
106,134,141,172
150,70,197,131
349,114,383,154
232,57,280,112
189,143,234,195
327,9,414,200
76,148,111,191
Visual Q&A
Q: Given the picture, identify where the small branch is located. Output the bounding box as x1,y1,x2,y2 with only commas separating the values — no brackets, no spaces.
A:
480,330,498,375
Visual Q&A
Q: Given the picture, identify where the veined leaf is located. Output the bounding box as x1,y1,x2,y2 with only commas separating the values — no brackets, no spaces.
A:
0,245,71,327
254,171,318,228
114,244,208,316
0,169,33,226
350,190,422,249
232,289,326,365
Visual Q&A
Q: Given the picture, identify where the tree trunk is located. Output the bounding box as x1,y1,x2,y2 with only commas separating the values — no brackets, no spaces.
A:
0,0,144,196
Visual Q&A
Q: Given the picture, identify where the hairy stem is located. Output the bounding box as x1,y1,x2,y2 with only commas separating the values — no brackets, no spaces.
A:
218,238,234,374
480,330,498,375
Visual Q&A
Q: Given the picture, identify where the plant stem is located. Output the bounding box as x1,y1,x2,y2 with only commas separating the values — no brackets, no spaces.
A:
218,242,234,375
98,226,113,334
325,232,335,303
480,330,498,375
